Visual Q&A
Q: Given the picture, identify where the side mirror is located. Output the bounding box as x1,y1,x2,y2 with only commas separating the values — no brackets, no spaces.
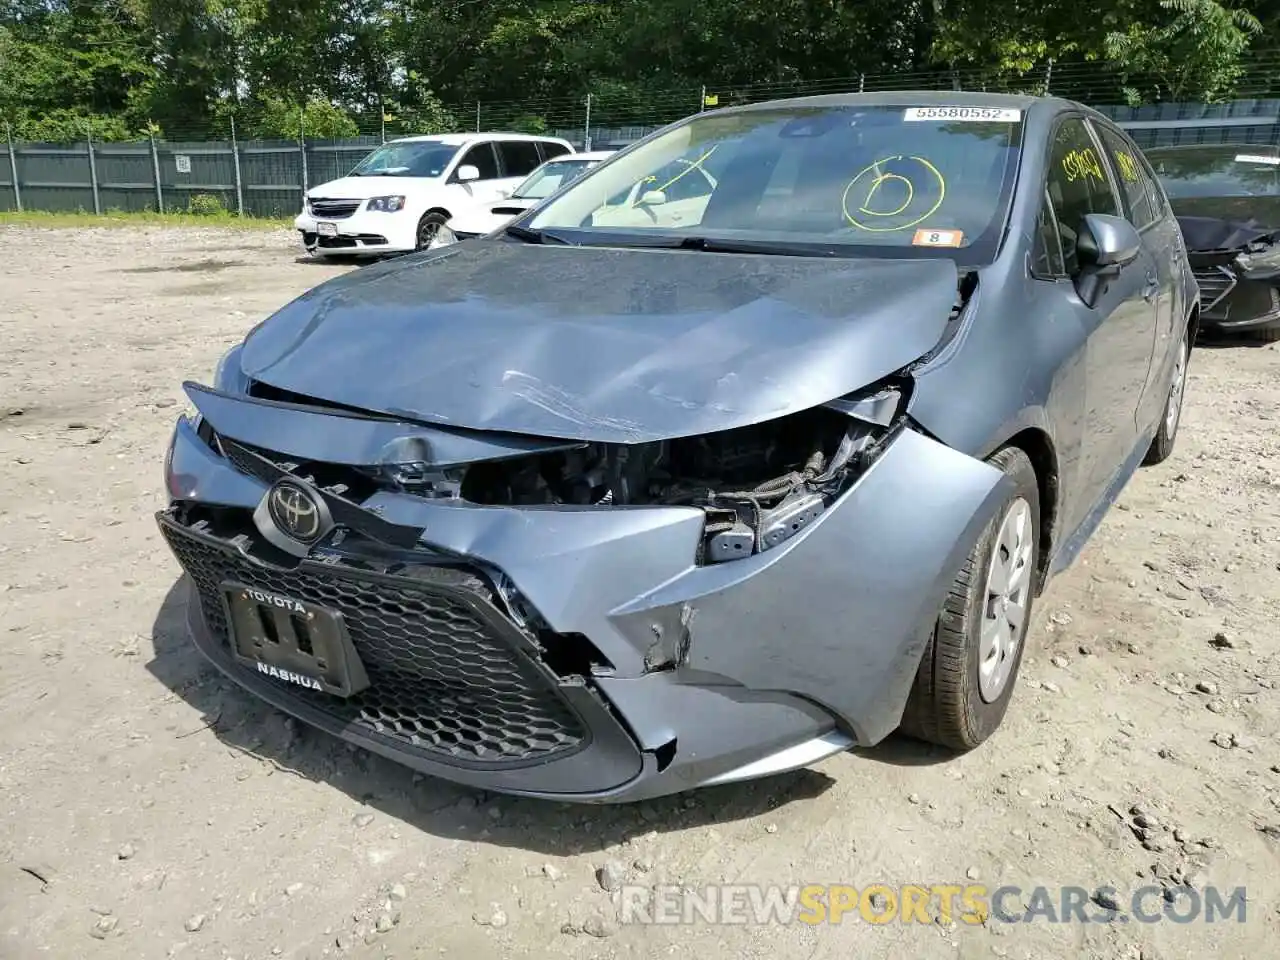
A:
455,164,480,183
638,189,668,206
1077,213,1141,271
1073,213,1142,308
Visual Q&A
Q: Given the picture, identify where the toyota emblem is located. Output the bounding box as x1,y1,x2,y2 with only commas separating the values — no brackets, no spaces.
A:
267,480,324,543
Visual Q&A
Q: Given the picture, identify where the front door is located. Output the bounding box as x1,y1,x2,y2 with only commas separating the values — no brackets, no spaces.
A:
1091,120,1176,434
1044,116,1158,529
448,143,509,206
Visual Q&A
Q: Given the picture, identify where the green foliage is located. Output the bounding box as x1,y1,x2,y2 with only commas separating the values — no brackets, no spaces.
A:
240,98,359,140
1105,0,1263,103
509,115,549,135
382,74,458,136
8,110,138,143
2,0,1278,139
187,193,226,215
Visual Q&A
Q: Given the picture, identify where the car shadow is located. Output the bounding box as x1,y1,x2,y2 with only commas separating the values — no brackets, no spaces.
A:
292,254,371,266
1195,333,1275,349
849,734,957,767
146,577,835,854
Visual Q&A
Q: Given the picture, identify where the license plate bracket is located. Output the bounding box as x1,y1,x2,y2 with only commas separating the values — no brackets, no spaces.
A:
222,582,369,697
316,221,338,237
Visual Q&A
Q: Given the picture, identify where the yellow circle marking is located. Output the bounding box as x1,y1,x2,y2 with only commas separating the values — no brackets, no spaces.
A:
859,173,914,217
842,155,947,232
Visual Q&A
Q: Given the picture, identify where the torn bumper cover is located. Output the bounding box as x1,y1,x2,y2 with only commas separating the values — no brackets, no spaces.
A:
160,387,1009,802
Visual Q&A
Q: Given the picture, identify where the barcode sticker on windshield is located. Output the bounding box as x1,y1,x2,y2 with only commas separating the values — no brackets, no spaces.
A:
903,106,1021,123
1235,153,1280,165
913,229,964,248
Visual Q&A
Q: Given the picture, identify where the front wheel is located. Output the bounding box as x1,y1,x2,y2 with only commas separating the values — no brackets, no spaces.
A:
415,212,449,251
1143,323,1190,465
900,446,1040,750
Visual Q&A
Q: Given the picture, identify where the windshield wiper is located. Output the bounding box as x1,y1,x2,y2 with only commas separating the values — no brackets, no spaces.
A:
503,224,576,245
563,234,857,257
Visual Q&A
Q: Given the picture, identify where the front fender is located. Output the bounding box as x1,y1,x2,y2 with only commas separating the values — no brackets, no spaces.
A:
609,427,1013,745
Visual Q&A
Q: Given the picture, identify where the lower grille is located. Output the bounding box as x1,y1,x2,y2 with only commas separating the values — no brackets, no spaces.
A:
1193,265,1237,313
308,198,361,219
317,234,387,249
159,515,587,767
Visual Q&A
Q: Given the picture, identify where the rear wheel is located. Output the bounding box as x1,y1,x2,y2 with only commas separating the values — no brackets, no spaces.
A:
415,212,449,251
900,446,1040,750
1143,322,1190,465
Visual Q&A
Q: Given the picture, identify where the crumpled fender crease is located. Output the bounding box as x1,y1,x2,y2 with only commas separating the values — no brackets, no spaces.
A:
607,427,1013,744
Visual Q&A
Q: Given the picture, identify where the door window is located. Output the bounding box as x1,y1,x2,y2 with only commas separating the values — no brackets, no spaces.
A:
1031,188,1067,279
539,141,571,161
497,140,544,178
1045,118,1121,273
1092,123,1156,230
455,143,499,181
1136,151,1171,223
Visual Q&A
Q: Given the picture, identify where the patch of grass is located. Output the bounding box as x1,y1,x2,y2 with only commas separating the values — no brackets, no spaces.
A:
0,208,294,230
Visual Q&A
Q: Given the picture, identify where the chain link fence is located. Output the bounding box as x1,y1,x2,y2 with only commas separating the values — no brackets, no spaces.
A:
6,54,1280,217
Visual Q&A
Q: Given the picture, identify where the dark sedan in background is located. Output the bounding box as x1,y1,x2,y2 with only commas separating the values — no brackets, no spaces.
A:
1147,143,1280,342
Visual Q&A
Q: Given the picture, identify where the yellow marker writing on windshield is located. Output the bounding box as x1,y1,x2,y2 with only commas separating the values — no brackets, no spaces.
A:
648,146,718,196
842,156,946,232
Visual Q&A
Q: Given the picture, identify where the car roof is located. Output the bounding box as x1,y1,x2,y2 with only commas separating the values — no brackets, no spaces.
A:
699,90,1104,125
707,90,1037,112
551,150,614,161
389,132,571,146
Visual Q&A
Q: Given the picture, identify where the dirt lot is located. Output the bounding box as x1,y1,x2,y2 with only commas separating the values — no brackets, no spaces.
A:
1,225,1279,960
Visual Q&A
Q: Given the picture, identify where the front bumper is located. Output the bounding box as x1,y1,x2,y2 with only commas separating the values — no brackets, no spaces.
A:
159,401,1008,801
294,208,417,256
1192,266,1280,332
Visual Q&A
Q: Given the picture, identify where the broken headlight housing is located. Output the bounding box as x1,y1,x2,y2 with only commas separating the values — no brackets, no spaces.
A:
459,381,908,564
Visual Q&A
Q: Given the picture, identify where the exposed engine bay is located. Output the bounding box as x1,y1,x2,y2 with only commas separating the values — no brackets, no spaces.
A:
459,405,891,563
215,377,904,566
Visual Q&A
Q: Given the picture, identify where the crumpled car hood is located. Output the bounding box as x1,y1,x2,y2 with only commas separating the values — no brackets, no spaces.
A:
240,242,959,443
1177,214,1278,254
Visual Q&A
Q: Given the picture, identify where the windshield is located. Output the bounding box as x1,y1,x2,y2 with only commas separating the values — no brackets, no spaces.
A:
350,141,460,178
513,159,599,199
1148,148,1280,199
527,104,1024,262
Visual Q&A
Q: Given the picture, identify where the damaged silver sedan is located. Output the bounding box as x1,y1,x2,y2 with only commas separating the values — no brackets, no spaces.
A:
158,92,1198,801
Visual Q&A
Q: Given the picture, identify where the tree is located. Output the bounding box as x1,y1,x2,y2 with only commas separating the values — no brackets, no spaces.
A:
1105,0,1263,103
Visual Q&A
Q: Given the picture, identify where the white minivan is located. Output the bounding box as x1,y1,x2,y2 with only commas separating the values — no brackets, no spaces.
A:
294,132,575,257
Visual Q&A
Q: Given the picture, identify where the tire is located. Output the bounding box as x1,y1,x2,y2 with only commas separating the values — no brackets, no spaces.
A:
1143,321,1190,466
900,446,1040,751
1250,325,1280,343
415,211,449,251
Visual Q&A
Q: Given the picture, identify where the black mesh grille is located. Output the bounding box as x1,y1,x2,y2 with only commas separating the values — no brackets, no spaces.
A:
308,198,361,218
1193,265,1236,313
159,518,587,766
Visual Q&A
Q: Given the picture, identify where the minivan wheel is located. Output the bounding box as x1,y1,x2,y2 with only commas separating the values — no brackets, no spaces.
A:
415,212,449,250
900,446,1040,750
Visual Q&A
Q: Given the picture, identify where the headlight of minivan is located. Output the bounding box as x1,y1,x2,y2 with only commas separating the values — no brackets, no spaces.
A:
367,195,406,213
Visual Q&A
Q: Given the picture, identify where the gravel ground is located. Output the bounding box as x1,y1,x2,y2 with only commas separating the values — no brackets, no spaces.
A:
2,225,1279,960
